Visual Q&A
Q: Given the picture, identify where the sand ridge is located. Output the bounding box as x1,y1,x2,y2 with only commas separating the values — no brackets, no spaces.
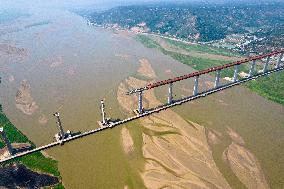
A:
227,127,245,145
207,129,222,146
38,114,48,125
223,142,270,189
137,59,157,79
121,127,134,154
0,148,11,160
222,128,269,189
117,58,231,189
15,80,38,115
116,57,269,189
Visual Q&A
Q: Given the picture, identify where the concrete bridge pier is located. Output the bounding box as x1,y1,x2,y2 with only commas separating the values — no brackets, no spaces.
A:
214,70,221,88
262,56,271,73
233,64,239,82
249,60,256,77
193,76,199,96
0,127,13,155
167,83,173,104
53,112,65,141
275,53,283,69
100,100,107,125
138,91,143,114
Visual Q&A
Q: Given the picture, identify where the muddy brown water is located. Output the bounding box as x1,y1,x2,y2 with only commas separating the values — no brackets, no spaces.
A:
0,9,284,188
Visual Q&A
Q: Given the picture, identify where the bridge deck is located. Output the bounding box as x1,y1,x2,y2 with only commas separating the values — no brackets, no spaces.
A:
1,66,283,163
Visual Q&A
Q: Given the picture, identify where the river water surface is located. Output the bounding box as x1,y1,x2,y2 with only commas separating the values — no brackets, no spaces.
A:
0,9,284,188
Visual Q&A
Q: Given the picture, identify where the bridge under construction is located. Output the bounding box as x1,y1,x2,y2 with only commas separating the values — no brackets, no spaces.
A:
0,49,283,163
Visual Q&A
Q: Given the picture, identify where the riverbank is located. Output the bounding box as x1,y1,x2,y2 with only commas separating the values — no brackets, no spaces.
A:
0,111,63,188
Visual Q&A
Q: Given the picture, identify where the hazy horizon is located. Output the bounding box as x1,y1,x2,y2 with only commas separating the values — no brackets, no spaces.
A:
1,0,284,11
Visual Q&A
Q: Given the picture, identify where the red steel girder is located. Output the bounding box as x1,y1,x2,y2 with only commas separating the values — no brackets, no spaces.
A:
145,49,284,89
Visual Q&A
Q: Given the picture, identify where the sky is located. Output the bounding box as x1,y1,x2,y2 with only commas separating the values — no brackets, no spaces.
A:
1,0,283,11
0,0,166,10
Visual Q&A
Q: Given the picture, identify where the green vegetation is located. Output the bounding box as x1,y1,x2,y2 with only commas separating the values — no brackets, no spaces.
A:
135,35,161,49
0,112,63,187
19,152,60,176
53,183,65,189
0,113,31,149
166,52,231,74
165,39,238,57
0,114,30,145
85,2,284,54
87,3,284,43
246,72,284,105
135,34,244,77
136,34,284,106
136,34,233,60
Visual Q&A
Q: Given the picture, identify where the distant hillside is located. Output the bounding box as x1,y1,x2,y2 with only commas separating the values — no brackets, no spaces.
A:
84,2,284,53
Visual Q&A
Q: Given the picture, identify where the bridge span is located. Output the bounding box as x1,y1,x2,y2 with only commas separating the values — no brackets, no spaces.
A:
0,50,283,163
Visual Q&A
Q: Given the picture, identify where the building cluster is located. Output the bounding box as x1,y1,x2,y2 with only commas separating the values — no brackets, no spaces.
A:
209,33,262,52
